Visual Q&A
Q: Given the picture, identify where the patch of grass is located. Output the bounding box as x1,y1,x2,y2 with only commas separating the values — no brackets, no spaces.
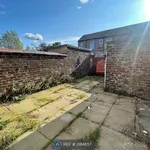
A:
76,93,86,99
17,115,38,132
81,128,100,149
37,97,56,103
1,131,19,149
0,116,38,149
0,120,10,130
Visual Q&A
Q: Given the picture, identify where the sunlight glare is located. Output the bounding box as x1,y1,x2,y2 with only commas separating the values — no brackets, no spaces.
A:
144,0,150,20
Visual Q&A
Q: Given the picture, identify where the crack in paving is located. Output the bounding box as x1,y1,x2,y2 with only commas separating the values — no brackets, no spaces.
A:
101,95,118,127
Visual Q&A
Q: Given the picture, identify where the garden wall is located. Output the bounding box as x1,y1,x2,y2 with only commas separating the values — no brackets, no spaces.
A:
105,39,150,101
0,48,91,101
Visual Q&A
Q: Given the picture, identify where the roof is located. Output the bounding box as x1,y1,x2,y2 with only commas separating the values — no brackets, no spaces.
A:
47,44,91,52
0,48,67,57
79,21,150,41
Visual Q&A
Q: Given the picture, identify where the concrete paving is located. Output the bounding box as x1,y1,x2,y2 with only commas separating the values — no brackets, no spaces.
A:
81,103,110,124
5,76,149,150
104,106,135,135
7,131,49,150
98,126,148,150
37,113,76,140
56,117,99,140
135,98,150,144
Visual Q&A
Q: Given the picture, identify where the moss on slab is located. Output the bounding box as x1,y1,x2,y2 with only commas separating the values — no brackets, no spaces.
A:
37,97,56,103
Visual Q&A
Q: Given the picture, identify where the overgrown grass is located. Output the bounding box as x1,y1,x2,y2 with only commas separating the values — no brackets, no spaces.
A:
17,115,38,132
76,93,86,99
0,120,10,130
0,115,38,149
1,131,19,149
81,128,100,149
37,97,56,103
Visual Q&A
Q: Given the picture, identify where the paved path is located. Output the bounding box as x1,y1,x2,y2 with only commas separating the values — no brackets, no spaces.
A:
7,76,150,150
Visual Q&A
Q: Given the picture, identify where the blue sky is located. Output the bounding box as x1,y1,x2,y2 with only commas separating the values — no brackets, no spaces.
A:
0,0,150,47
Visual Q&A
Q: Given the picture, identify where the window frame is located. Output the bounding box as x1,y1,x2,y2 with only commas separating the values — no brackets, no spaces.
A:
80,42,83,47
99,38,104,48
90,40,94,50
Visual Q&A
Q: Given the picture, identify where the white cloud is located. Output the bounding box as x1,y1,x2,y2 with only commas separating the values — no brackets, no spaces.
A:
0,11,5,15
24,33,43,42
80,0,89,4
47,37,80,46
77,6,82,9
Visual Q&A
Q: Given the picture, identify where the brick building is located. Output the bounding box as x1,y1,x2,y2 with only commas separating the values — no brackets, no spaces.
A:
78,21,150,57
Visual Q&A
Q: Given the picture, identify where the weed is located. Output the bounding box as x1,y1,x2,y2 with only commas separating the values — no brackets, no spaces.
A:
37,97,56,103
60,107,65,111
81,128,100,149
17,115,38,132
1,131,19,149
25,83,32,91
0,116,38,149
76,93,86,99
0,120,10,130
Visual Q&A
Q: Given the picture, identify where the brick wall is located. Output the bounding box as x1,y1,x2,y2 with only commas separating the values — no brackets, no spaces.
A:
105,37,150,100
0,49,90,101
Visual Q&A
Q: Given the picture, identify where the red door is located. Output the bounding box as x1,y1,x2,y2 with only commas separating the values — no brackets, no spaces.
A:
96,59,104,74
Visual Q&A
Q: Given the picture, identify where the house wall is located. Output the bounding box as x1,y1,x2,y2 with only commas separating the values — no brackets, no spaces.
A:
0,49,90,102
78,34,134,57
105,33,150,100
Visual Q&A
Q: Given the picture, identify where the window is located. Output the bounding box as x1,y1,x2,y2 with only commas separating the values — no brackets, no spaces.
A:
99,39,103,47
80,42,83,47
90,40,94,50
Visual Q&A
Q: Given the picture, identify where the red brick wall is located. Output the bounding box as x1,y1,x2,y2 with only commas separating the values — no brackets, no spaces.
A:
0,50,90,101
105,40,150,100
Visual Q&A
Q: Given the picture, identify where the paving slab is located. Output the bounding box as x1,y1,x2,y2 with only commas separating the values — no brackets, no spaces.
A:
93,98,112,108
47,84,69,93
104,107,135,136
37,112,76,140
136,115,150,143
56,88,73,95
74,80,91,88
89,81,100,87
90,87,104,94
96,93,117,104
0,106,14,121
50,97,70,109
5,98,38,115
28,103,60,122
56,117,99,140
98,126,148,150
7,131,49,150
79,85,94,92
67,101,92,116
84,94,98,102
81,103,110,124
113,98,135,113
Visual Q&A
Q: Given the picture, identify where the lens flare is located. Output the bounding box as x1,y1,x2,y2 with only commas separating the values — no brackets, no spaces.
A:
144,0,150,20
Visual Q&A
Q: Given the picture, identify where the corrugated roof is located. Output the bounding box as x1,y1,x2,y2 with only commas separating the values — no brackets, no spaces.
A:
79,21,150,41
0,48,67,57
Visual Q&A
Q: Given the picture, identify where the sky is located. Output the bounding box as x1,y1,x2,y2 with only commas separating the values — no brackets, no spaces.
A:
0,0,150,48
